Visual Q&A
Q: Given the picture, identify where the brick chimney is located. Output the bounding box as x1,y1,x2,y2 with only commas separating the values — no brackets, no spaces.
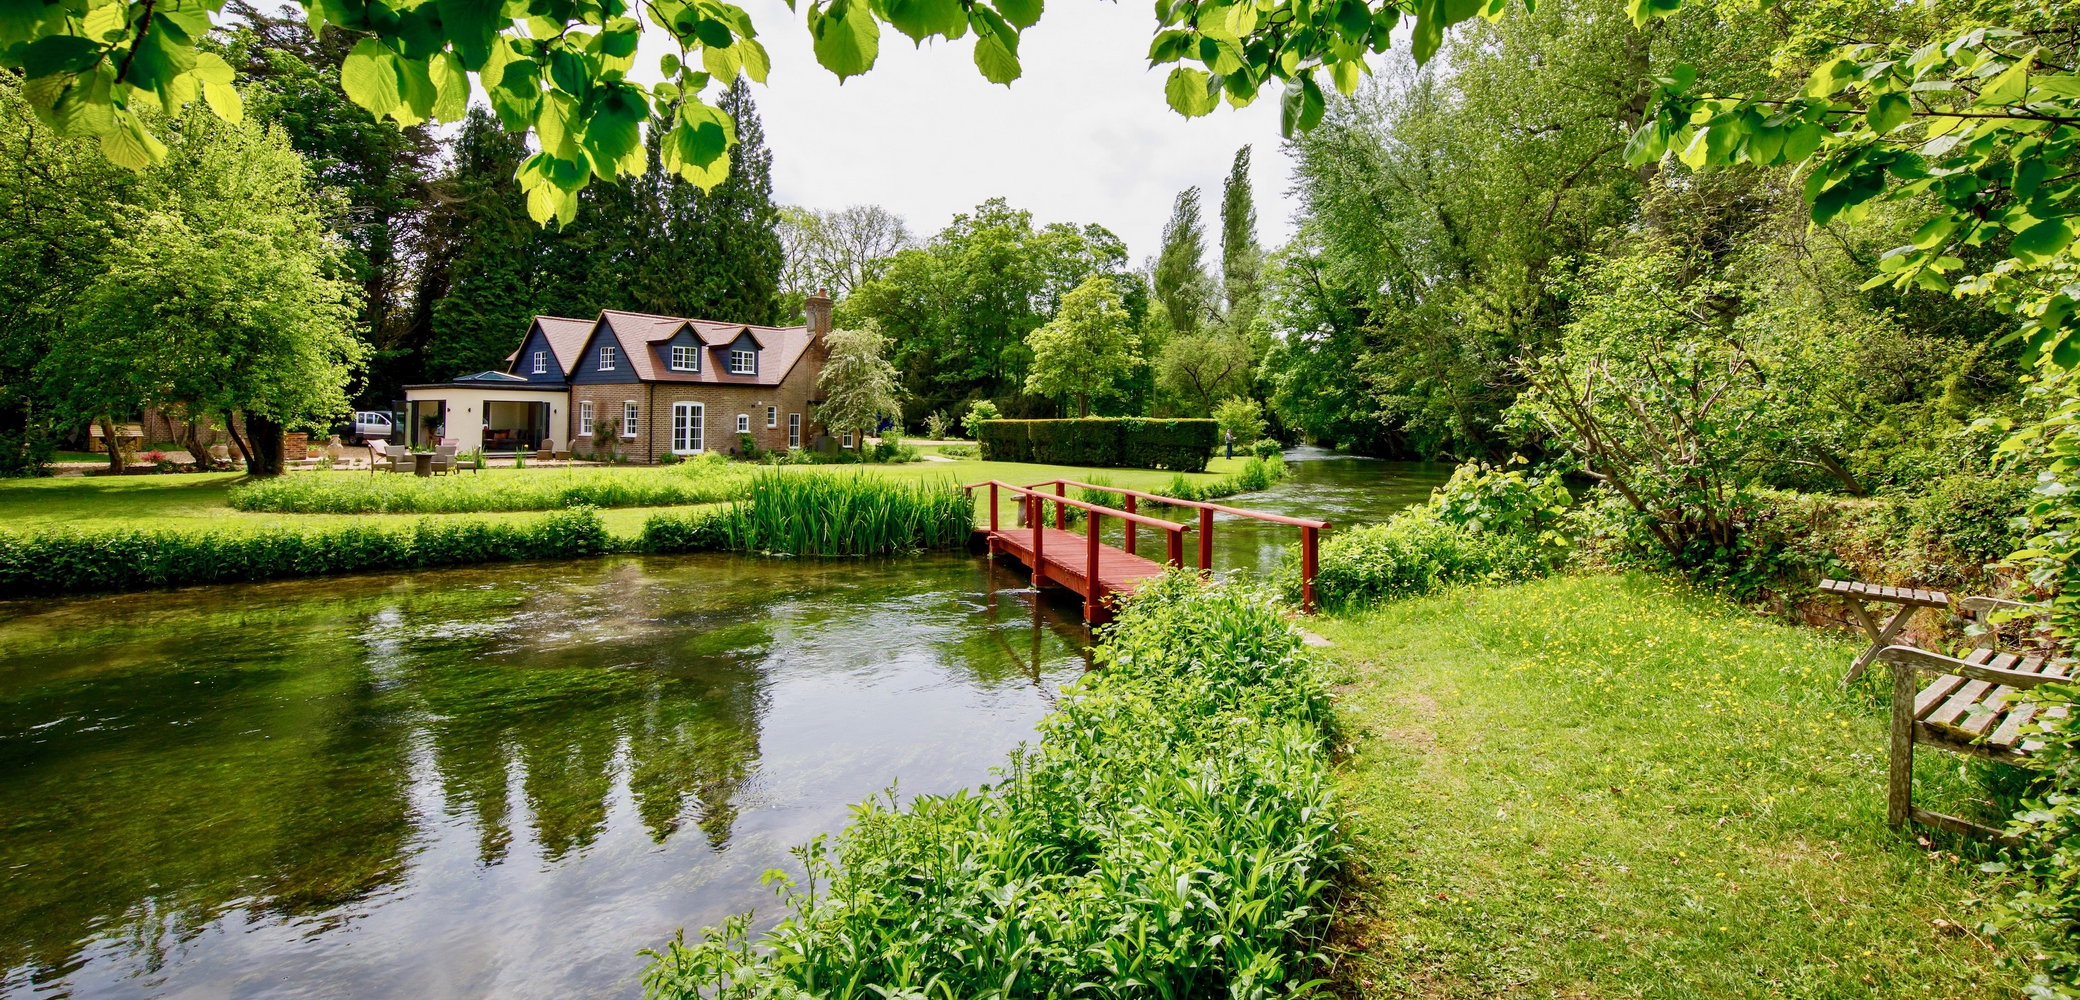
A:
804,287,833,341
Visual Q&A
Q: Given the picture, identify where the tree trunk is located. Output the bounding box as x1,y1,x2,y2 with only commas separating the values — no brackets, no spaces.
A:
245,413,284,475
223,410,255,472
178,410,216,471
1077,394,1090,418
99,417,125,475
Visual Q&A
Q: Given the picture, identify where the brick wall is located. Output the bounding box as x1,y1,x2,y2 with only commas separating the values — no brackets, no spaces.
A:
566,348,828,463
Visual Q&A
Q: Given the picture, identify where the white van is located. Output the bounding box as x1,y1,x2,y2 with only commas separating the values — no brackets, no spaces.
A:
352,411,395,444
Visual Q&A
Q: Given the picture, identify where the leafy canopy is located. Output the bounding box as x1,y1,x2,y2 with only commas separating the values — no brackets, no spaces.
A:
3,0,1534,227
1023,275,1140,417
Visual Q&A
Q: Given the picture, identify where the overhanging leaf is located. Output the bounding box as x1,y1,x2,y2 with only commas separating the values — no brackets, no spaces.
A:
340,38,404,117
1165,66,1217,118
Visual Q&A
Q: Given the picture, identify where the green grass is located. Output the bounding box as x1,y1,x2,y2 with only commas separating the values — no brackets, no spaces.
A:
0,458,1249,545
1316,573,2017,998
227,459,747,514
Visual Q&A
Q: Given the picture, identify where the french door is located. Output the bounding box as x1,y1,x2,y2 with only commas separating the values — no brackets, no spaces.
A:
672,402,703,454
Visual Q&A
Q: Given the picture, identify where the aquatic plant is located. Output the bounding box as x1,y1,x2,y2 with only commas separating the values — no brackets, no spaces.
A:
227,464,747,514
0,508,610,596
1159,455,1289,502
641,471,971,556
639,573,1343,998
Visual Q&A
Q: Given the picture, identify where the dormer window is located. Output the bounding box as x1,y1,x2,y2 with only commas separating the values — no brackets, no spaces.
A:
729,348,755,375
532,350,547,374
670,345,696,371
599,346,617,370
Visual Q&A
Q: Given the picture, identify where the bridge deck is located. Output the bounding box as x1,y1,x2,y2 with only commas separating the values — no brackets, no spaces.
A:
981,527,1170,624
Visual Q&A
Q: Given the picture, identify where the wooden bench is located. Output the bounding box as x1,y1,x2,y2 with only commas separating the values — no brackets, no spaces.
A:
1819,579,1951,686
1878,597,2063,841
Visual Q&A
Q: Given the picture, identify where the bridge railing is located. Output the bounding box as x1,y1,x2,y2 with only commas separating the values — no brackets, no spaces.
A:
1022,479,1332,614
963,479,1194,621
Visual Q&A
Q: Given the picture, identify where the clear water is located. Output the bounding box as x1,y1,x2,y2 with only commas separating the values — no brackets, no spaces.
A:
0,449,1445,999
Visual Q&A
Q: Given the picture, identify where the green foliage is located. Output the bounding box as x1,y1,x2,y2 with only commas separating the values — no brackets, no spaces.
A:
921,410,951,439
1157,454,1288,502
640,573,1342,998
1154,185,1215,337
227,463,744,514
1022,275,1142,417
641,470,968,556
1251,437,1284,460
1213,395,1266,444
846,199,1145,421
0,507,609,596
1290,460,1572,608
962,398,1001,436
816,327,903,445
975,418,1218,472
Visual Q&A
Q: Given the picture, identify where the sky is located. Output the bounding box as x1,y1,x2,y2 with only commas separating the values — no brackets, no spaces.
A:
634,1,1303,264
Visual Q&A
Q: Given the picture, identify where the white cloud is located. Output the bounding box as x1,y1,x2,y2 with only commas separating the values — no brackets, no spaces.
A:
636,1,1300,263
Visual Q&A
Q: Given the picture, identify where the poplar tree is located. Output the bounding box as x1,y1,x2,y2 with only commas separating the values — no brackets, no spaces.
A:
1152,187,1211,337
1219,146,1261,334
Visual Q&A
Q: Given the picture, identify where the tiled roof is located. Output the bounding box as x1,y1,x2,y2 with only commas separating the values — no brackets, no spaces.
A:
505,315,595,376
594,309,813,387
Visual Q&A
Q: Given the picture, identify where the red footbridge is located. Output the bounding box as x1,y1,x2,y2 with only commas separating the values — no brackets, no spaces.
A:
962,478,1331,624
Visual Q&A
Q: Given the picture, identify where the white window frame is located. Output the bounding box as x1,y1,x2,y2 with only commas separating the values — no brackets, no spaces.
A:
729,348,755,375
599,345,617,370
532,350,547,374
788,413,801,449
765,405,777,428
841,431,853,448
622,401,638,439
578,400,593,436
669,344,696,371
735,413,750,434
672,401,704,454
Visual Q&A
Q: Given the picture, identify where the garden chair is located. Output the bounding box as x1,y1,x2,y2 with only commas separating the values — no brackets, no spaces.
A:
430,445,457,476
1877,596,2062,842
535,440,559,467
1820,578,1952,686
367,440,390,475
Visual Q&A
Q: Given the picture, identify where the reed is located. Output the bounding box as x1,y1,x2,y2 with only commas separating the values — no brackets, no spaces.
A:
642,470,972,556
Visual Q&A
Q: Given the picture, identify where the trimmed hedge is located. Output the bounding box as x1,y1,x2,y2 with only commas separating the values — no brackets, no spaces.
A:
975,418,1216,472
0,508,611,596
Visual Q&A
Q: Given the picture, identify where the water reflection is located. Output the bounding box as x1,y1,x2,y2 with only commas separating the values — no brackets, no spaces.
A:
0,553,1091,999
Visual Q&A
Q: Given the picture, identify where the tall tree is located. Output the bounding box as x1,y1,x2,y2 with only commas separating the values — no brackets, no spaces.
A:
1024,277,1141,417
423,109,542,381
1219,146,1262,334
227,1,437,404
1152,186,1213,337
845,199,1141,423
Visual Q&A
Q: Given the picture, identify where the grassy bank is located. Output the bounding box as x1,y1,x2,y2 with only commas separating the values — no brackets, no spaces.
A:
1316,573,2015,997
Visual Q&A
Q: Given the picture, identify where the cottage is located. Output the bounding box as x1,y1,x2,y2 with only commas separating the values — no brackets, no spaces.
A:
404,292,835,460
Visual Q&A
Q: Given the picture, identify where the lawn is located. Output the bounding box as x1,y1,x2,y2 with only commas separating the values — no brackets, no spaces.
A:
0,457,1253,540
1318,573,2018,999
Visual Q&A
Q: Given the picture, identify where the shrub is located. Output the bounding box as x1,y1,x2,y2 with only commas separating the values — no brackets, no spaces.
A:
1213,395,1267,445
1286,460,1573,608
1156,455,1289,502
1252,437,1285,460
975,418,1217,471
639,574,1342,998
937,443,976,459
227,465,746,514
0,507,610,596
922,410,952,439
961,398,1000,437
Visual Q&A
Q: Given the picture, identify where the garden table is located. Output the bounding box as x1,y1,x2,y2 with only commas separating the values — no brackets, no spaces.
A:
1819,578,1951,687
414,452,433,477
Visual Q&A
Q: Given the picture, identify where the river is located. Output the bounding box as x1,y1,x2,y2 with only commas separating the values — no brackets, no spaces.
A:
0,449,1447,999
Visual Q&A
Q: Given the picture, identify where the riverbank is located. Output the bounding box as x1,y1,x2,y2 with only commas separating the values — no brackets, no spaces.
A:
1316,572,2015,996
0,455,1266,536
